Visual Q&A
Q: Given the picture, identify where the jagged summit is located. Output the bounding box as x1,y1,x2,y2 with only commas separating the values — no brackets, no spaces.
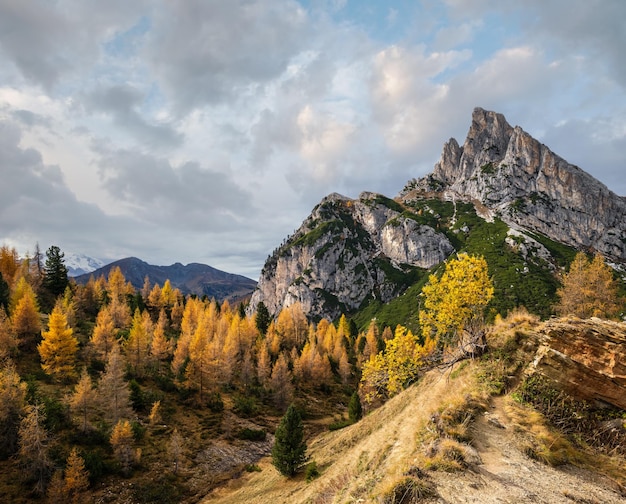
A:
250,108,625,321
403,107,626,262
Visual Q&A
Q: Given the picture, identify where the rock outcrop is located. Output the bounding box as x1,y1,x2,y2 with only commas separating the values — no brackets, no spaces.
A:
404,107,626,262
248,192,453,320
529,317,626,410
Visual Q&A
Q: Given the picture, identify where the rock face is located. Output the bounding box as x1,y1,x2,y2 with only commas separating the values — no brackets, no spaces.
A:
248,192,453,320
404,107,626,262
529,318,626,410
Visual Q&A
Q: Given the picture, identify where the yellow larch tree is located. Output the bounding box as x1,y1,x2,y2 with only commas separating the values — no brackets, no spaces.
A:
90,305,117,361
171,297,203,377
0,308,18,360
257,340,272,389
556,252,622,319
0,361,27,459
38,305,79,382
106,266,134,304
110,419,139,475
185,310,211,401
108,296,132,330
0,245,19,287
10,278,41,341
419,253,494,351
150,308,172,371
360,325,436,403
62,447,90,503
124,309,152,377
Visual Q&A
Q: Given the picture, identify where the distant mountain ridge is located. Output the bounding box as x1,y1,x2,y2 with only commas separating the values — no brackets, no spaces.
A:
74,257,257,302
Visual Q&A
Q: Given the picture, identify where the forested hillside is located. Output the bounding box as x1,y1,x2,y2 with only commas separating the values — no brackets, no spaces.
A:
0,241,624,503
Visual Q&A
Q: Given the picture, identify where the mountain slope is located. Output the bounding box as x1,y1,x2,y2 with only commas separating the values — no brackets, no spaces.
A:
74,257,256,302
250,108,625,322
204,317,626,504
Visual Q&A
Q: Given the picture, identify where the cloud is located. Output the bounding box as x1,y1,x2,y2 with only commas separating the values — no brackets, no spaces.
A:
145,0,308,114
94,144,255,231
0,0,146,89
0,118,140,258
84,84,183,148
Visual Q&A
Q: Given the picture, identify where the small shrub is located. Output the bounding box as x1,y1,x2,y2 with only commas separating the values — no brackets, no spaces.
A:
244,464,261,472
305,460,320,482
236,428,266,441
207,392,224,413
233,395,259,418
328,419,352,431
379,475,437,503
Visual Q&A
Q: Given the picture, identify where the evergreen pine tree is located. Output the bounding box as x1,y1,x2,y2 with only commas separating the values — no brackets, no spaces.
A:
348,390,363,423
0,272,9,313
255,301,271,336
271,403,307,477
42,245,69,309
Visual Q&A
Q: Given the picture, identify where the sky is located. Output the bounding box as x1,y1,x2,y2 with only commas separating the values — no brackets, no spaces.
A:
0,0,625,280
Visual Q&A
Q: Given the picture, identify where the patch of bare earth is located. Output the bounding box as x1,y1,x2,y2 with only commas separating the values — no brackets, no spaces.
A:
431,396,625,504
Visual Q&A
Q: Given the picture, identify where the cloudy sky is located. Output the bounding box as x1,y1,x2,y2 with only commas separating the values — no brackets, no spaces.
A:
1,0,624,280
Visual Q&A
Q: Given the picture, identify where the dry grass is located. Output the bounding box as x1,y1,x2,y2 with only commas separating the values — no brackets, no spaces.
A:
204,360,489,503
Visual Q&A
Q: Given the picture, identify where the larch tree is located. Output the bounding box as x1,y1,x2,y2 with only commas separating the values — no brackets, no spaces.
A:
257,341,272,389
108,297,132,330
10,278,41,342
124,309,152,377
270,352,294,411
0,245,19,287
38,305,79,382
150,308,172,371
90,306,117,361
0,308,18,360
556,252,622,319
360,325,436,403
62,447,90,502
18,404,52,495
98,345,131,426
419,253,494,354
110,419,138,475
171,297,203,377
0,361,27,459
168,428,186,474
69,368,96,433
271,404,308,477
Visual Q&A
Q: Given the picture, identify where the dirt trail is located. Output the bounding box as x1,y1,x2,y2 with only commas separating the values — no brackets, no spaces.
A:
431,397,626,504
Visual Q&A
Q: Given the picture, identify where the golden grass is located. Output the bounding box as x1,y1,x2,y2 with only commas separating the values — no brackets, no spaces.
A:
204,360,489,503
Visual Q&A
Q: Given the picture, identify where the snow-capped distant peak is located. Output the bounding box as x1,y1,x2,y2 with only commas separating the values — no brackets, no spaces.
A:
65,253,108,277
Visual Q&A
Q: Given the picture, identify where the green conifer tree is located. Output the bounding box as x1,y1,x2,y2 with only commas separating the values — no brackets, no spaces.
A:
348,390,363,423
271,403,307,477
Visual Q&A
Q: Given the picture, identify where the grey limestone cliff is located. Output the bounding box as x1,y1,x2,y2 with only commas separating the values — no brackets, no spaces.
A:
248,192,453,320
404,107,626,262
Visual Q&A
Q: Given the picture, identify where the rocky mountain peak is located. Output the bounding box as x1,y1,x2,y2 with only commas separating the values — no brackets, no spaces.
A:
405,108,626,262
